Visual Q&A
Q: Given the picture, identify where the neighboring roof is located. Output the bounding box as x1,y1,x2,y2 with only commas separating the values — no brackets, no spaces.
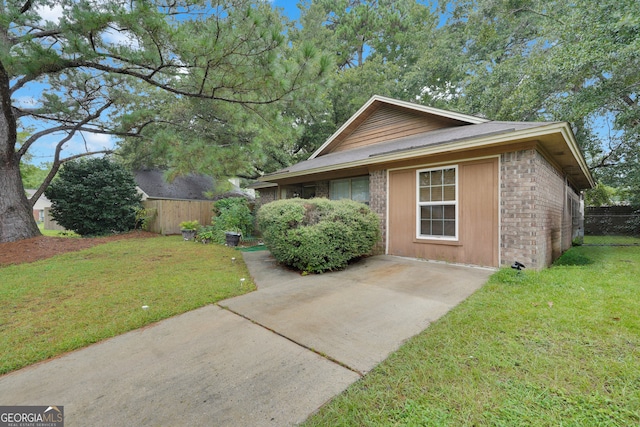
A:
25,189,51,210
262,96,595,190
134,169,218,201
310,95,490,159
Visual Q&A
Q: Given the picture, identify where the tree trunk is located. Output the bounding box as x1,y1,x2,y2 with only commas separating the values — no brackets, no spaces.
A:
0,156,40,242
0,62,41,243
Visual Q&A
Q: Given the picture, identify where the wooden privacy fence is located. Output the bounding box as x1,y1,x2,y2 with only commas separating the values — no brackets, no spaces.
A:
142,199,214,235
44,207,66,231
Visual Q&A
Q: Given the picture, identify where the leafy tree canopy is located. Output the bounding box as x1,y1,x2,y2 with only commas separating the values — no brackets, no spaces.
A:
420,0,639,193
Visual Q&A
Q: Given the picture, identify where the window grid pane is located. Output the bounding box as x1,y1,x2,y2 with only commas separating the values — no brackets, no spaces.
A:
418,167,457,238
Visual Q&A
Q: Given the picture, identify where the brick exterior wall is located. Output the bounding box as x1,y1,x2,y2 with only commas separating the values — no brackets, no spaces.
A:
501,149,581,269
316,181,329,198
369,169,387,255
534,151,576,266
501,149,538,268
255,188,278,209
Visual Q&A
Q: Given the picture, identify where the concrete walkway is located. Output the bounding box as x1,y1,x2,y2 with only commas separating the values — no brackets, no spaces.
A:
0,252,492,426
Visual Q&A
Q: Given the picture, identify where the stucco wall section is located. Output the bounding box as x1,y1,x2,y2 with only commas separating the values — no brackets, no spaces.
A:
369,169,387,255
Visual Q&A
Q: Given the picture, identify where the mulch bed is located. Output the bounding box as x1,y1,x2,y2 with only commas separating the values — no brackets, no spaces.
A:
0,231,159,267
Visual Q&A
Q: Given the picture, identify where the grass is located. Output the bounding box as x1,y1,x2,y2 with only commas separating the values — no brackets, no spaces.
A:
584,235,640,245
37,222,79,237
304,242,640,426
0,236,254,375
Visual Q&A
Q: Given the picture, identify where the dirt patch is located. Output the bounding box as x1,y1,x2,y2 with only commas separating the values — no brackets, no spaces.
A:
0,231,159,267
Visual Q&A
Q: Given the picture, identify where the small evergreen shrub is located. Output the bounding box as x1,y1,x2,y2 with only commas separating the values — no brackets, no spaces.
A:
257,198,381,273
45,158,142,236
210,197,254,244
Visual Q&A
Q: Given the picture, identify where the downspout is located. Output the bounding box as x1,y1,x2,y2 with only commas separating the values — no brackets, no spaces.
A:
563,175,568,250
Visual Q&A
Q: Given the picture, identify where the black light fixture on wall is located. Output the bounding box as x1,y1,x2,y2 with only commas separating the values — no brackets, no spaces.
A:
511,261,526,271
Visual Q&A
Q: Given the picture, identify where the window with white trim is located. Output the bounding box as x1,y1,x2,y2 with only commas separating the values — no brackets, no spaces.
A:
330,176,370,204
417,166,457,239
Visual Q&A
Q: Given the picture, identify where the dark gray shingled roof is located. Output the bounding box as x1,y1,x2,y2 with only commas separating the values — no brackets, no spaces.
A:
265,120,552,177
135,169,253,200
134,169,216,201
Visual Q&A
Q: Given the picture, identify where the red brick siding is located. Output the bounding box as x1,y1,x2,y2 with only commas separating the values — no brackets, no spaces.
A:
534,151,566,266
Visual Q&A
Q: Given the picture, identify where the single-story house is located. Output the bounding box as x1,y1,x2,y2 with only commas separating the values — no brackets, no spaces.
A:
25,189,52,223
257,95,595,269
135,169,253,234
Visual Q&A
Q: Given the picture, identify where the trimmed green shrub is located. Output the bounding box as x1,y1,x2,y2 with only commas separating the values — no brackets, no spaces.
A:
210,197,254,244
257,198,381,273
45,158,142,236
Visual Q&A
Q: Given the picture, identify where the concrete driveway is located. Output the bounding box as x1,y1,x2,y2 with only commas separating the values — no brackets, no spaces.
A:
0,252,492,426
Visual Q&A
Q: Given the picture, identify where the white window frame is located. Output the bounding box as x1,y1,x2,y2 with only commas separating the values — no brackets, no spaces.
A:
416,165,458,241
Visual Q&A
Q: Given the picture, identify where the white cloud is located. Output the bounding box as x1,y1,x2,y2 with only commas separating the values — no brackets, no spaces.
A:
416,81,462,103
101,27,140,50
13,96,39,108
61,132,115,155
37,4,65,24
36,3,139,50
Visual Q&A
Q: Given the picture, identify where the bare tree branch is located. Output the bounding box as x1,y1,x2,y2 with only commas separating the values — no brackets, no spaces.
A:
10,28,64,44
19,0,32,14
28,102,114,206
512,7,565,26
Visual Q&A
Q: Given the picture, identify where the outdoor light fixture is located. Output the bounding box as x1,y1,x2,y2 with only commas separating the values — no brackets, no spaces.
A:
511,261,526,271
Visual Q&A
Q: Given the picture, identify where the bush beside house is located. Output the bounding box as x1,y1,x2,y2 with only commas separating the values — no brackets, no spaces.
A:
257,198,380,273
208,197,255,244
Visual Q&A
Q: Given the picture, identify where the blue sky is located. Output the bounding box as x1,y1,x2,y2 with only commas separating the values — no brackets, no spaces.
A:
272,0,301,20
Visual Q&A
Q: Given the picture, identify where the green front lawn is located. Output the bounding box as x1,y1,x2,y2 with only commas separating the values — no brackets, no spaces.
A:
37,222,79,237
304,242,640,426
0,236,254,375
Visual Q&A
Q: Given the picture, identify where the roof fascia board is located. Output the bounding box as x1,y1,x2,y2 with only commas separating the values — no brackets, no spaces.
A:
265,122,591,185
136,186,150,200
309,95,489,160
371,95,490,125
558,124,595,188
